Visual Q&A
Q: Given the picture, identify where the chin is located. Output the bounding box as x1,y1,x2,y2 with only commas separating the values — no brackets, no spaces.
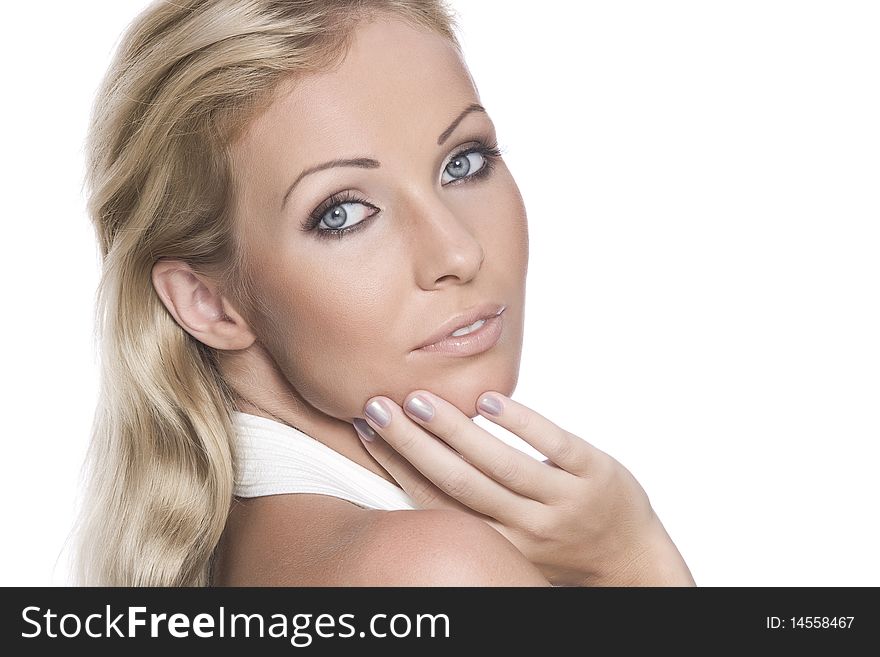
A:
423,357,521,419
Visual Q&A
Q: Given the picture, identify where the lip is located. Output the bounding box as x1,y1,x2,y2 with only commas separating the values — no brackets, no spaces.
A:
412,302,507,355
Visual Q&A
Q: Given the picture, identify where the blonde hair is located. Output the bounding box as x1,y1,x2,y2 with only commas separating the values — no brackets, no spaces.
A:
72,0,462,586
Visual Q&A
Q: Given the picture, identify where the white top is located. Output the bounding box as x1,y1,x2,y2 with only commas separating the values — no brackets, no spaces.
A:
231,410,418,511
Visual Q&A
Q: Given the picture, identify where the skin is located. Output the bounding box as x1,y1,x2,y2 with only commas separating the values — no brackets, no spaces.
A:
215,14,526,484
154,14,535,584
152,14,695,586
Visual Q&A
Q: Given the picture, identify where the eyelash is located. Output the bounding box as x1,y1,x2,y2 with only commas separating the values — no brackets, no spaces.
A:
301,137,505,240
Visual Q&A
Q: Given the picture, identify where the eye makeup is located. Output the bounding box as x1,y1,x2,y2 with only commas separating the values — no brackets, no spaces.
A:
299,136,505,241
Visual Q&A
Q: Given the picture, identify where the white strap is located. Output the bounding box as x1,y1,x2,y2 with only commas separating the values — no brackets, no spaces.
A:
232,411,418,511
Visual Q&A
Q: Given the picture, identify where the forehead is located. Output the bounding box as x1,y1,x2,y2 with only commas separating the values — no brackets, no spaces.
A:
234,16,477,178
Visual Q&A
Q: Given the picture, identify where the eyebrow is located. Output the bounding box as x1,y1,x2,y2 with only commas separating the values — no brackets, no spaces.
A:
280,102,487,210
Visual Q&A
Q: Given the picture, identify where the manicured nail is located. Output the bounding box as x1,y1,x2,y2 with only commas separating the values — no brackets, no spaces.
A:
405,394,434,422
352,418,376,442
478,394,502,416
364,398,391,427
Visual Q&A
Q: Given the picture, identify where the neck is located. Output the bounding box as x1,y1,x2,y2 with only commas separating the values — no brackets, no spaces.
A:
220,344,402,490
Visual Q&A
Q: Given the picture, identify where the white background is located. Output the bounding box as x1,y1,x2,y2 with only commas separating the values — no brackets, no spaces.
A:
2,1,877,586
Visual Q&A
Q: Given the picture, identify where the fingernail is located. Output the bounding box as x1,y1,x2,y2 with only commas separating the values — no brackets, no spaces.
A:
364,398,391,427
405,394,434,422
478,394,502,416
352,418,376,442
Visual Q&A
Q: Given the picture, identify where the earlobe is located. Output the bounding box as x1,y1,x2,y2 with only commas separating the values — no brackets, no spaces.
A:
151,259,256,351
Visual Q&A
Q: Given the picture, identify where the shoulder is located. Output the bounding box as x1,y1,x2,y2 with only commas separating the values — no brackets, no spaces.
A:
343,506,551,586
214,494,549,586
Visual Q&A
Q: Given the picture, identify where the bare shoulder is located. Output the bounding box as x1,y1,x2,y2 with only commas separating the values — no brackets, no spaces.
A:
213,494,549,586
343,507,551,586
213,493,367,586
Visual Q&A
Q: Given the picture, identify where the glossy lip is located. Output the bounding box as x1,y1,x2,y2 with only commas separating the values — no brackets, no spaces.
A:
415,312,504,357
412,302,507,352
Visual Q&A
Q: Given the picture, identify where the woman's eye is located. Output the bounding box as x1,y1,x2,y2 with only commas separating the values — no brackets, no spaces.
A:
441,149,488,185
315,201,376,232
305,140,502,239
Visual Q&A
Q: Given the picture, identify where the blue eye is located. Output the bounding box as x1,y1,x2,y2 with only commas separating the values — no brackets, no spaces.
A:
305,192,380,238
441,143,501,185
302,138,504,240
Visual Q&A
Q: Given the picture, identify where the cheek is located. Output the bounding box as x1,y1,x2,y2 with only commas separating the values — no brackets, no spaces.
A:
483,181,529,276
255,252,407,415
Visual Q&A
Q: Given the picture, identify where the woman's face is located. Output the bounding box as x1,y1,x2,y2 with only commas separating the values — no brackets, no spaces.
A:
228,15,528,421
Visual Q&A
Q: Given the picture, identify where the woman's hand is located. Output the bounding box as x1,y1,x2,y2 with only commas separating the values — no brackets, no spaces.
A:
352,390,695,587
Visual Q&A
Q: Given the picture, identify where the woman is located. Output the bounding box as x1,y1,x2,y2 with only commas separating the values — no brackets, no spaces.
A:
73,0,695,586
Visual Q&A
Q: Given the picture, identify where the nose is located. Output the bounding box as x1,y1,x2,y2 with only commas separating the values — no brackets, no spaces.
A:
406,192,485,289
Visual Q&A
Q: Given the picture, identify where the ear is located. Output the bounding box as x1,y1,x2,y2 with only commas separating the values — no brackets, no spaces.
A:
151,259,256,351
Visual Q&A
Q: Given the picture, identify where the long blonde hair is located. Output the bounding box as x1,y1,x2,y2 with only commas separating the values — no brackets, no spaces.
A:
72,0,462,586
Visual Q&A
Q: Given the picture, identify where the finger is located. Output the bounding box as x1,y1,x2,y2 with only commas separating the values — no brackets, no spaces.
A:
352,419,470,513
354,422,525,546
402,390,569,504
361,396,542,524
475,391,601,477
